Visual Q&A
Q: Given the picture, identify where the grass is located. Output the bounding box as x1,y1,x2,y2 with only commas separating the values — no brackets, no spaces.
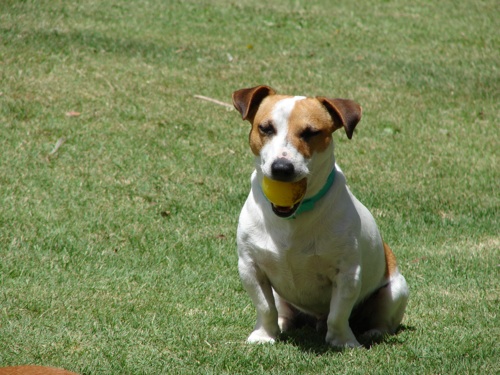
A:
0,0,498,373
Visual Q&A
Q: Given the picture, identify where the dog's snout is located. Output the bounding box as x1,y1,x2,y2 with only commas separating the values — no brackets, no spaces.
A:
271,158,295,181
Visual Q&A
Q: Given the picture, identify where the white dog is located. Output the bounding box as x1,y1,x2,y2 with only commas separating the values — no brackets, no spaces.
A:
232,85,409,348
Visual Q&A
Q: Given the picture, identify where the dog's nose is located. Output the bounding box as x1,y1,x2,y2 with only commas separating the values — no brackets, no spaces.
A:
271,158,295,182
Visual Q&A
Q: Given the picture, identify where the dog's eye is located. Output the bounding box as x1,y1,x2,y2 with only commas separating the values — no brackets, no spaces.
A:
300,127,321,140
258,123,276,136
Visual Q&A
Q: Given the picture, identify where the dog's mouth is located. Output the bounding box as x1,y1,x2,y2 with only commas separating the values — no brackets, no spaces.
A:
261,176,308,218
271,202,301,218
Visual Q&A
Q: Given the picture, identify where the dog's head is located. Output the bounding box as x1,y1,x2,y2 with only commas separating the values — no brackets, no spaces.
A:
232,85,362,217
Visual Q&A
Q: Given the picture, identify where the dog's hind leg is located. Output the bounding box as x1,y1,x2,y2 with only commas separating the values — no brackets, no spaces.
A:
365,243,409,336
352,271,409,337
274,293,297,332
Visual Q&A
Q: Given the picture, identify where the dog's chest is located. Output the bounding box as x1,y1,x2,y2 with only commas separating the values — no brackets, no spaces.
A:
253,236,340,313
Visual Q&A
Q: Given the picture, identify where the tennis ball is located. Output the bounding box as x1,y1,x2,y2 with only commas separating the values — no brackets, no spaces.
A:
262,176,307,207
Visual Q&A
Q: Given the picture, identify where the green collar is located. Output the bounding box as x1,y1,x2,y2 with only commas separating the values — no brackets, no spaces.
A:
289,167,336,218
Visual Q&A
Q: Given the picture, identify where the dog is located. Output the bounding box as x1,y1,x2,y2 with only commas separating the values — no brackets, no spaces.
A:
232,85,409,348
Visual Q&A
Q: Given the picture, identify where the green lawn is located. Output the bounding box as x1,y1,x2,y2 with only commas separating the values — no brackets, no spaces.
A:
0,0,498,374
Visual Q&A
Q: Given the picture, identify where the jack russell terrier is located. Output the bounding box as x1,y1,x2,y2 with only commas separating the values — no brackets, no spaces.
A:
232,85,409,348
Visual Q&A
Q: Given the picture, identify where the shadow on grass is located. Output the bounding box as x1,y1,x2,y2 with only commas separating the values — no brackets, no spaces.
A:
279,323,415,354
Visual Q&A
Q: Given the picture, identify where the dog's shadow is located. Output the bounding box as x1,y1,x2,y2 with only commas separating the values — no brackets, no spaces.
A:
279,323,415,354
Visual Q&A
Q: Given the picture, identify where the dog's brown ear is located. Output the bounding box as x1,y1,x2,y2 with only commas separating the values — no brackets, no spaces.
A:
316,97,362,139
232,85,276,122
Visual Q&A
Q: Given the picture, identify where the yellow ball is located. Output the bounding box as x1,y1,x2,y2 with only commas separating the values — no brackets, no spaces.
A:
262,176,307,207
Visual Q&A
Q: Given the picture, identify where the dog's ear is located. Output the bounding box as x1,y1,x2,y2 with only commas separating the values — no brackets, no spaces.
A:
232,85,276,122
316,97,362,139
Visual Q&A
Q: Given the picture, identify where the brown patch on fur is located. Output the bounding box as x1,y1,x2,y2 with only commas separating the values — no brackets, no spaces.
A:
0,366,79,375
287,98,335,158
232,85,276,122
316,97,362,139
233,85,362,157
383,242,398,278
249,95,291,155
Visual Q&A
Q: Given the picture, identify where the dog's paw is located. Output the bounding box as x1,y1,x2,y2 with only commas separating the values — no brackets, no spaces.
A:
325,330,361,349
327,336,361,349
247,329,277,344
362,328,389,339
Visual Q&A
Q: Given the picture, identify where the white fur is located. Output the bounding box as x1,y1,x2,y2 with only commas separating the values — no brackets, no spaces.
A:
237,97,409,348
258,96,309,180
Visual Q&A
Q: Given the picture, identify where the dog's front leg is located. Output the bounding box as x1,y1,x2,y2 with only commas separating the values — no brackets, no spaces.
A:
325,266,362,348
239,260,280,344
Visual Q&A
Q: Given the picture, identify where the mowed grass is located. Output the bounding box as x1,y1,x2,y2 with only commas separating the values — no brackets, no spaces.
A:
0,0,498,374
